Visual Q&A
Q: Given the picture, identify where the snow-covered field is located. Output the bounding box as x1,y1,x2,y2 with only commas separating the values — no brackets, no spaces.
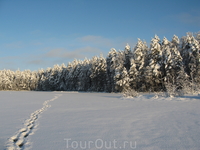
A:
1,91,200,150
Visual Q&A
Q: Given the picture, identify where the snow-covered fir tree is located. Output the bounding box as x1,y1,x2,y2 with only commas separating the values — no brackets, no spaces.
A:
128,59,138,90
106,48,118,92
57,63,67,91
113,50,126,92
133,39,148,70
162,35,188,96
39,68,51,91
90,55,107,91
69,59,81,91
36,69,44,90
115,67,130,92
162,36,175,96
195,31,200,44
145,35,164,92
52,64,65,91
29,71,38,90
78,58,91,91
76,60,84,91
180,34,200,92
124,43,132,71
64,62,72,90
133,38,149,91
0,70,12,90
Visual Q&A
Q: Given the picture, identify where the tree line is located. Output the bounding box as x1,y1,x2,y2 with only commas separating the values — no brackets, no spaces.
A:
0,32,200,96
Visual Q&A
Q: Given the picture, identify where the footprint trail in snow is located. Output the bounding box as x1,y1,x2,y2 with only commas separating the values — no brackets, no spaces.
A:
6,94,62,150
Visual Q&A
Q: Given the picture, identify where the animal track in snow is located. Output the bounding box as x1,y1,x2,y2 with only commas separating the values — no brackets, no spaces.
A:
6,94,62,150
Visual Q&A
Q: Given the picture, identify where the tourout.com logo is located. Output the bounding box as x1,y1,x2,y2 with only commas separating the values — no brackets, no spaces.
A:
64,138,136,149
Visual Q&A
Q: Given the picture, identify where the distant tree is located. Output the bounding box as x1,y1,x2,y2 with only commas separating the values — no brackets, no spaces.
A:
41,68,52,91
133,38,149,91
78,58,92,91
180,34,200,92
124,43,132,71
128,59,138,90
29,71,38,90
115,67,130,92
58,63,68,91
106,48,118,92
0,70,12,90
65,62,73,90
113,51,126,92
195,31,200,44
36,69,45,91
13,70,23,90
133,39,148,70
48,64,63,91
70,59,82,91
90,55,107,91
162,35,188,96
22,70,31,90
162,37,171,76
145,35,163,92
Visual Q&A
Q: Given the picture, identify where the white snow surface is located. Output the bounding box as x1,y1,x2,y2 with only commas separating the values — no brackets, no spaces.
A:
1,91,200,150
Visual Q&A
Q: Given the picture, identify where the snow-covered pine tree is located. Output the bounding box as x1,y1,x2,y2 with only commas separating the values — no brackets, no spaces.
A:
78,58,91,91
0,70,4,90
0,71,3,90
76,60,84,91
90,55,107,92
62,63,73,91
162,37,171,75
9,70,15,90
22,70,30,90
83,59,92,91
133,38,149,91
36,69,45,91
50,64,63,91
134,39,147,70
180,34,200,92
162,36,175,96
115,66,138,97
106,48,118,92
195,31,200,44
0,70,13,90
124,43,132,71
128,59,138,90
29,71,38,90
70,59,82,91
21,71,28,90
66,60,83,91
145,35,163,92
115,67,130,92
188,36,200,92
58,63,67,91
66,60,75,90
113,50,126,92
90,56,98,91
162,36,187,96
13,69,23,90
171,35,190,94
48,67,55,91
12,70,19,90
41,68,52,91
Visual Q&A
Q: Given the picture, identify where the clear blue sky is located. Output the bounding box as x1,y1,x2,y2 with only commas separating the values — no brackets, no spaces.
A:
0,0,199,71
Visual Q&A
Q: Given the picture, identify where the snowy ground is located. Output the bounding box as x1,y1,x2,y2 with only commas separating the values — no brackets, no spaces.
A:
1,91,200,150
